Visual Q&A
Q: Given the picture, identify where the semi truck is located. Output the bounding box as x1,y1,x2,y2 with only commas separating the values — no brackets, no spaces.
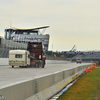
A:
9,42,46,68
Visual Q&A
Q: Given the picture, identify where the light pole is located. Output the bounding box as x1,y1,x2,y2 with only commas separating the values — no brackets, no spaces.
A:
52,44,53,60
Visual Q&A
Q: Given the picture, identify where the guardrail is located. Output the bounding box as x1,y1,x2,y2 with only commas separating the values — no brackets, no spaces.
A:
0,64,90,100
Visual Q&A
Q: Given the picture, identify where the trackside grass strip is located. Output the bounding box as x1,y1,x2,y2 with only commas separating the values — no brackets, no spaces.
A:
57,66,100,100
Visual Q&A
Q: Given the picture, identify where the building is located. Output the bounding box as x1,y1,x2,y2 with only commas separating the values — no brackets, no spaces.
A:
5,26,50,51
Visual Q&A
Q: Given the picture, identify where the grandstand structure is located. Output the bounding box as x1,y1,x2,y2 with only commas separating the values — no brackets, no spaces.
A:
62,50,100,62
71,53,100,62
5,26,50,51
0,26,50,58
0,36,27,58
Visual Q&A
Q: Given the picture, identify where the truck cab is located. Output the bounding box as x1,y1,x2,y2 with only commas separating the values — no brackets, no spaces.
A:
76,58,82,64
9,50,30,68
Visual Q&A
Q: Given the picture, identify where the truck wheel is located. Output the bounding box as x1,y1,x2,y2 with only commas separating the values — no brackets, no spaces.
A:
42,60,45,68
12,66,14,68
25,66,27,68
38,62,41,68
35,62,39,68
42,64,44,68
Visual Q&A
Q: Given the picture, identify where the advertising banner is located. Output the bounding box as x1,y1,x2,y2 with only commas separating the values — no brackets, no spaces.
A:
62,51,100,55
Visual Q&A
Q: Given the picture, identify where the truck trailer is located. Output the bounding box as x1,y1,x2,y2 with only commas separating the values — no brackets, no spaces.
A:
9,42,46,68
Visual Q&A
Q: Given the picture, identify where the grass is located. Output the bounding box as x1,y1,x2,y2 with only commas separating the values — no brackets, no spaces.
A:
57,66,100,100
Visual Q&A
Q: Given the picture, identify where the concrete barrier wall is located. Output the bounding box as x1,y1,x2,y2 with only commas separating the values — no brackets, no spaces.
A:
0,64,90,100
0,58,8,65
0,58,69,65
46,60,70,64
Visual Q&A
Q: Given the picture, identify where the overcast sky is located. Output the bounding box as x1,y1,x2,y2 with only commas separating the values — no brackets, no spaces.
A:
0,0,100,51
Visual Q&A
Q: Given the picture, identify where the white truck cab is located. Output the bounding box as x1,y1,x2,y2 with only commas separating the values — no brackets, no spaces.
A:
76,58,82,64
9,50,30,68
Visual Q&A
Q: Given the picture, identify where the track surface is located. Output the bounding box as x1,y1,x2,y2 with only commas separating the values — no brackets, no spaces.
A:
0,62,91,88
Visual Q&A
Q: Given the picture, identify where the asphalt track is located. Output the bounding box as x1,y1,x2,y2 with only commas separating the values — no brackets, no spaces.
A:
0,62,91,88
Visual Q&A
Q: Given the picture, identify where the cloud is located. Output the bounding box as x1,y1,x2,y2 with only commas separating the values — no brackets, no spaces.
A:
0,0,100,51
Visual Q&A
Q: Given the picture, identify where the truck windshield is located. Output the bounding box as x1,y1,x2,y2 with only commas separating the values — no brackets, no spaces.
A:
77,59,81,60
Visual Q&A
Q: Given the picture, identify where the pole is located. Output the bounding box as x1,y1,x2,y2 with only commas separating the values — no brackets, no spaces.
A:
52,44,53,60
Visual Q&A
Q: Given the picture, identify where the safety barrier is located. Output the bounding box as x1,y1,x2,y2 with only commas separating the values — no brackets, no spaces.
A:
0,64,90,100
0,59,70,66
46,60,70,64
0,58,9,65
